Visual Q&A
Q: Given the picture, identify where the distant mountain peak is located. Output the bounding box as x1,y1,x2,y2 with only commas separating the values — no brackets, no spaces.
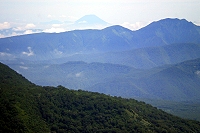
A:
104,25,132,31
75,14,109,25
151,18,194,26
71,14,110,30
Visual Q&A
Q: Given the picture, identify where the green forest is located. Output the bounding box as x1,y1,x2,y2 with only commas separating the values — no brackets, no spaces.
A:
1,62,200,133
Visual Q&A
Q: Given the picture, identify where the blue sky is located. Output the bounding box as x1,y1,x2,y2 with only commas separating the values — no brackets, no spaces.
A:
0,0,200,37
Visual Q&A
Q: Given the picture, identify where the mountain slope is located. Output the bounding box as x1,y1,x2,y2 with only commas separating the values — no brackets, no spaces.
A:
7,61,135,89
132,18,200,48
114,43,200,68
0,26,135,61
54,43,200,69
90,58,200,101
1,62,200,132
0,63,49,133
1,18,200,61
5,58,200,102
140,58,200,101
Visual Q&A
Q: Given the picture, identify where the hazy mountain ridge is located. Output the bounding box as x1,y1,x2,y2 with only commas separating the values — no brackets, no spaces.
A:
1,62,200,132
1,18,200,62
0,15,110,38
5,58,200,102
136,59,200,101
1,18,200,101
53,43,200,69
0,27,135,61
132,18,200,47
6,61,136,90
86,58,200,101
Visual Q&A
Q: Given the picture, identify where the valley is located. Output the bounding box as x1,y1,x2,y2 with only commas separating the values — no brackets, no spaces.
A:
1,62,200,132
1,18,200,122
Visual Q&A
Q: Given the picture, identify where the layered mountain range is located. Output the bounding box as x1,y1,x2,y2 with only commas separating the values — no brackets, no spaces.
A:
1,18,200,62
1,62,200,132
1,18,200,103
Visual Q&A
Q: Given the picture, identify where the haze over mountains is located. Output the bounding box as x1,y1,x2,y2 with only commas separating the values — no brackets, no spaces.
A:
1,16,200,103
1,18,200,66
0,15,110,38
1,62,200,132
5,58,200,102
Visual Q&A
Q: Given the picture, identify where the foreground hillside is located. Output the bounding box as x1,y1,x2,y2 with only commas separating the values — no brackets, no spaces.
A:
1,62,200,133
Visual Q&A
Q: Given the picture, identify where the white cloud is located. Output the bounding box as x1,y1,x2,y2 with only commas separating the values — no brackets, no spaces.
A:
67,16,78,21
0,22,41,38
75,72,83,77
0,34,5,38
53,49,63,55
19,66,29,70
60,15,67,18
44,65,50,68
25,23,36,29
22,47,34,56
13,23,36,31
195,70,200,76
24,30,33,34
47,14,53,18
11,32,18,36
43,23,65,33
0,52,12,57
0,22,11,30
52,24,62,27
43,27,65,33
121,21,150,31
13,27,24,31
78,21,87,24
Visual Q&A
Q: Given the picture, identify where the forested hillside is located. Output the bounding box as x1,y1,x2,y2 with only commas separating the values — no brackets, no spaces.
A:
1,62,200,133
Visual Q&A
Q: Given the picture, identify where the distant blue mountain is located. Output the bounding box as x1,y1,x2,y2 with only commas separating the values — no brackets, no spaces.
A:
1,18,200,102
132,18,200,47
0,18,200,63
6,58,200,102
57,43,200,69
75,14,109,25
71,14,111,30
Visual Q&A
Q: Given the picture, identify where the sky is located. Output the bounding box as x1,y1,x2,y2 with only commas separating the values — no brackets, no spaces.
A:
0,0,200,37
